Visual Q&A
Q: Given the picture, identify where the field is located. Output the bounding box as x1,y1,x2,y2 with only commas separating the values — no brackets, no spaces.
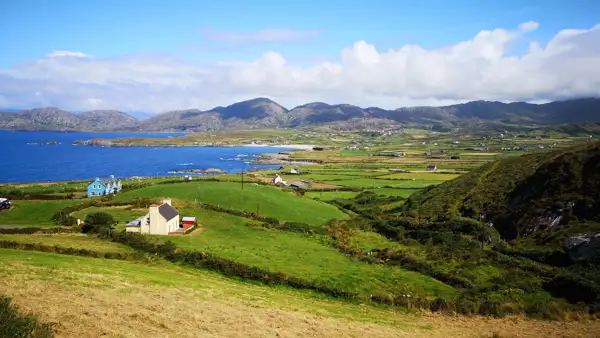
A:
150,208,456,298
370,188,419,198
0,233,134,253
0,200,79,226
72,205,148,224
112,181,349,226
329,179,442,189
305,191,361,201
3,249,599,338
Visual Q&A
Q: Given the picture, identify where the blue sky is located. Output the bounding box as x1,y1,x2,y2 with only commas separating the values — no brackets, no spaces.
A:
0,0,599,111
2,0,598,67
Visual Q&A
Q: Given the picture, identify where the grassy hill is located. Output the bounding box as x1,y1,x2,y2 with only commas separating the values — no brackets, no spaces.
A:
404,140,600,242
112,181,349,226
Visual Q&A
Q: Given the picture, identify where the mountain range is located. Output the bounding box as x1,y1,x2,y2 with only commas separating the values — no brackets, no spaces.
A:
1,97,600,133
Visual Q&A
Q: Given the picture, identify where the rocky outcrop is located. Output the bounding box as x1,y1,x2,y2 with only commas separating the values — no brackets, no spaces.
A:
564,233,600,263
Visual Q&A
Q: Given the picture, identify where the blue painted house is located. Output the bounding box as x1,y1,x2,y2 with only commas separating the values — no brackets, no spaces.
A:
87,175,122,197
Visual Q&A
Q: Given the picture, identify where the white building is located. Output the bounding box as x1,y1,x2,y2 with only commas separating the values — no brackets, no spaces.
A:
272,174,287,186
126,198,180,235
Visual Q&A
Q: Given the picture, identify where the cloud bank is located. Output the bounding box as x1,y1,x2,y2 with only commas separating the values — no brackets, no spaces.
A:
1,22,599,113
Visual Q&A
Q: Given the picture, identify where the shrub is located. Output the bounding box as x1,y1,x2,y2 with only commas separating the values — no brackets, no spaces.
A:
82,212,115,234
0,296,54,338
478,300,505,317
455,298,478,315
51,212,77,226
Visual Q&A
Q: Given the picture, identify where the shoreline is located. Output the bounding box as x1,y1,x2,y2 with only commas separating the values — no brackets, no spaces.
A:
71,139,316,150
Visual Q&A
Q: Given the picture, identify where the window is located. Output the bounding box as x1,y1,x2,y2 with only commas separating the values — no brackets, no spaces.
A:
91,192,95,196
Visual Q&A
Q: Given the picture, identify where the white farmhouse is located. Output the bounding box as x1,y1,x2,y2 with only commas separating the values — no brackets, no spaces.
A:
271,174,287,186
126,198,180,235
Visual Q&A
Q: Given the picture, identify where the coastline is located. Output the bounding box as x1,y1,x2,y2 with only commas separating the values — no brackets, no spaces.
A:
241,144,314,151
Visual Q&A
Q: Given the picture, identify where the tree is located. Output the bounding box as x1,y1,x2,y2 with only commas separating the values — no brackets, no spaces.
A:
82,212,115,234
476,226,494,249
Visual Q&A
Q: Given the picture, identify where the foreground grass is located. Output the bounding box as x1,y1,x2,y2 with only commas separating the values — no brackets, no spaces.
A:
0,200,79,226
0,295,54,338
0,233,134,253
151,208,456,298
113,181,349,226
2,249,598,338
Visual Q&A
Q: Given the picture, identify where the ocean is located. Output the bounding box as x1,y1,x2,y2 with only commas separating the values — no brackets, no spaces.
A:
0,130,289,183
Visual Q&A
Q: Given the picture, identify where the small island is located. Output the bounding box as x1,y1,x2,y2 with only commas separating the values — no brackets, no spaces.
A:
169,168,227,175
27,141,61,145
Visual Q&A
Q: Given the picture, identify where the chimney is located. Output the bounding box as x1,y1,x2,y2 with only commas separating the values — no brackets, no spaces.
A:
149,204,160,235
162,197,172,206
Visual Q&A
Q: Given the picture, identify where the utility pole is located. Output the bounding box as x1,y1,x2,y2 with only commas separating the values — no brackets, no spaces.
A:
256,197,260,217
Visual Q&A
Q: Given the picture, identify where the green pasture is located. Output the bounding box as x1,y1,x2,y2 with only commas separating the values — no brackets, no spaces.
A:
112,181,348,226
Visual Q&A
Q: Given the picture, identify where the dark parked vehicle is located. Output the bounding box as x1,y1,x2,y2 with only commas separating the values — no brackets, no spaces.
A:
0,198,11,211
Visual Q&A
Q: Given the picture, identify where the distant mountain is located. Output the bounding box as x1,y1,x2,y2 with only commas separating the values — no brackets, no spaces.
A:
288,103,368,125
1,97,599,132
0,107,137,131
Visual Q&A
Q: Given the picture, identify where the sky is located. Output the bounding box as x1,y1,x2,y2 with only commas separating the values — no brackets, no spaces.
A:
0,0,599,113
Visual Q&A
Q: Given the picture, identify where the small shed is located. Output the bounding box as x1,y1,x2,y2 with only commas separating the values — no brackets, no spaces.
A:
289,181,308,189
182,216,196,229
427,165,438,172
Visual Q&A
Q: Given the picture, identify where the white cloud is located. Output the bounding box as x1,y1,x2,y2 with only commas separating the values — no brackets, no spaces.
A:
200,28,319,43
0,22,599,113
519,21,539,33
46,50,90,58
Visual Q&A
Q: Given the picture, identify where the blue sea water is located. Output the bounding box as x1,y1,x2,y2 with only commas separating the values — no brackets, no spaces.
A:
0,131,289,183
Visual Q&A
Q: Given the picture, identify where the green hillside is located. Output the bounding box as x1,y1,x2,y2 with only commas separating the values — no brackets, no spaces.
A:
405,140,600,241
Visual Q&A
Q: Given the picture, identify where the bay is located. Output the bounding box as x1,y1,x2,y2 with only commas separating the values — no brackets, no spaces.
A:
0,130,289,183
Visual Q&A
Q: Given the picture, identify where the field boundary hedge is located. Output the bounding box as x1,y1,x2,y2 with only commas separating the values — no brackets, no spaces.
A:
0,240,144,261
0,227,76,235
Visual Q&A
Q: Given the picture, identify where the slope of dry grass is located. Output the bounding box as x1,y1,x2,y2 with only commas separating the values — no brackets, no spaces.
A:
1,249,599,338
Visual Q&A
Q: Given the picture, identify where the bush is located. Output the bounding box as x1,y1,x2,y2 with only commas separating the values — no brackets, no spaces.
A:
0,296,54,338
455,298,478,315
82,212,115,234
478,300,505,317
51,212,77,226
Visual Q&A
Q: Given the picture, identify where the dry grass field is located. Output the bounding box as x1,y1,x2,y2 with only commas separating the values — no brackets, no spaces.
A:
2,249,599,338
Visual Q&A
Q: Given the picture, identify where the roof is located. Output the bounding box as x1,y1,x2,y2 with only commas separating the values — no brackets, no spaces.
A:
90,177,120,186
126,216,145,227
182,217,196,222
0,198,8,203
99,177,120,185
159,203,179,221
